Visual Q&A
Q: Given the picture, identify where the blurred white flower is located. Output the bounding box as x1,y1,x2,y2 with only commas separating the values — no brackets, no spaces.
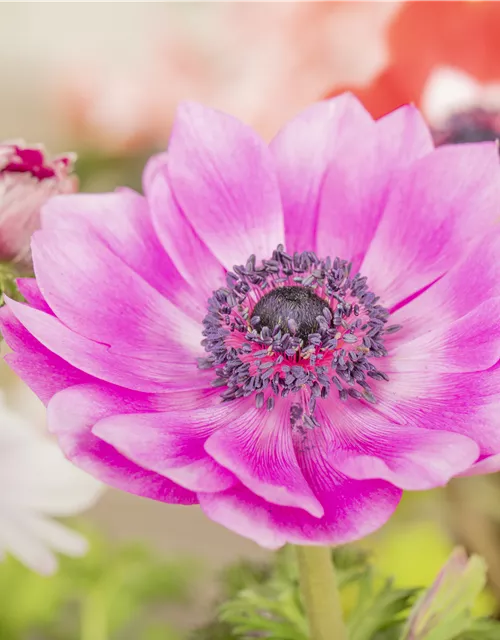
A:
0,392,102,574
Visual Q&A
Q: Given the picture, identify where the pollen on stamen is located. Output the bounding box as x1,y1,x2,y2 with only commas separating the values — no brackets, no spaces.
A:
197,245,394,425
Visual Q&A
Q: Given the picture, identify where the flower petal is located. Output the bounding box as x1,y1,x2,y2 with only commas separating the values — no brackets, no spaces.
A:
204,402,324,517
41,190,203,320
390,298,500,374
316,105,433,271
198,476,401,549
47,384,197,505
369,364,500,457
0,305,94,403
270,94,373,255
362,142,500,309
5,299,207,393
390,232,500,344
16,278,52,313
461,454,500,477
168,102,284,269
147,166,226,304
375,104,434,168
93,402,237,493
0,509,59,575
31,228,202,363
308,402,479,490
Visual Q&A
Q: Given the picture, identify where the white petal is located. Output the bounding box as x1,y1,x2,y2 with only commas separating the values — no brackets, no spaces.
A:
421,66,483,125
0,507,58,575
0,393,100,573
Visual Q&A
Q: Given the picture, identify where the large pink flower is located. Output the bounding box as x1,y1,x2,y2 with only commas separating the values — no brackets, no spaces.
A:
2,96,500,548
0,142,76,269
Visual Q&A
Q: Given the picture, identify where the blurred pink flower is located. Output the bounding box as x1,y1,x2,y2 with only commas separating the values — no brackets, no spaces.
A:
58,2,397,152
0,143,76,269
2,97,500,548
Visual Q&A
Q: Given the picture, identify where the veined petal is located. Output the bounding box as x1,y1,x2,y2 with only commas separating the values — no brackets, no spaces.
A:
41,190,204,321
168,102,285,269
32,229,202,362
5,299,207,392
313,402,478,490
93,401,238,493
47,384,198,505
316,104,433,271
198,477,401,549
270,94,373,255
362,142,500,309
147,166,226,303
205,401,324,517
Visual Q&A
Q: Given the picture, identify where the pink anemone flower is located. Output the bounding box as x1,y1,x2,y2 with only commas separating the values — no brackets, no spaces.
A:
0,142,77,270
2,95,500,549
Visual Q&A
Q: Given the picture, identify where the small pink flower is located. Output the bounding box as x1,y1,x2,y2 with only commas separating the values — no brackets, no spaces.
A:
0,142,76,269
2,96,500,548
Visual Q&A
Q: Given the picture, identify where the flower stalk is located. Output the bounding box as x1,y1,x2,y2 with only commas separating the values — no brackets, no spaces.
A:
296,545,347,640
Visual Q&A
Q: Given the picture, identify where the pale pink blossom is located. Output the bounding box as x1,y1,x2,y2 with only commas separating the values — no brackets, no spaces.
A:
0,142,76,269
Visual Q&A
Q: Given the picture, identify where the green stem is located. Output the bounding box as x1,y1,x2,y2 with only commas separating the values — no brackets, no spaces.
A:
296,545,348,640
81,585,108,640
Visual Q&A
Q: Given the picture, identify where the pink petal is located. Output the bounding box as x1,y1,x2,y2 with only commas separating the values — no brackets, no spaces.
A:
93,402,238,493
310,399,479,490
168,102,284,269
315,114,378,270
16,278,52,313
390,233,500,344
461,453,500,477
375,105,434,173
198,477,401,549
31,229,202,363
5,298,207,392
147,166,226,305
142,151,169,194
316,105,434,271
362,143,500,309
204,402,324,517
370,364,500,457
41,190,203,321
331,429,478,490
0,306,93,404
47,383,197,505
270,94,373,255
390,298,500,374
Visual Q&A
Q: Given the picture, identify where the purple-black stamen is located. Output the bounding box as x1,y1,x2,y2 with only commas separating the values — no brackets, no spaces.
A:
198,245,396,420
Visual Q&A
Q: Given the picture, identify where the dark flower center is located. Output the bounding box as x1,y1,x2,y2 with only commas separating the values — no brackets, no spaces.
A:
251,286,332,342
433,108,500,146
198,245,400,419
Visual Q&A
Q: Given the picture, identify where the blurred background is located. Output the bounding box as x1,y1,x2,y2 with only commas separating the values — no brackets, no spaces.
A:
2,2,500,638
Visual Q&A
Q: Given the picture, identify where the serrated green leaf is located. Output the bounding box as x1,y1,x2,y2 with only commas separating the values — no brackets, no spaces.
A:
347,576,418,640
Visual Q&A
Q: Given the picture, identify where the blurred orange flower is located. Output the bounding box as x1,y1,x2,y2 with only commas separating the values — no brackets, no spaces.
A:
58,2,397,153
329,1,500,140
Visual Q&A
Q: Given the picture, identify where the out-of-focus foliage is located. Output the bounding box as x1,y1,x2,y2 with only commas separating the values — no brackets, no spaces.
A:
0,523,197,640
192,545,500,640
76,151,155,194
401,548,493,640
0,262,26,305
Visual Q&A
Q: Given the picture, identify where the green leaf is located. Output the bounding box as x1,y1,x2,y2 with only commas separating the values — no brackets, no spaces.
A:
347,576,418,640
0,523,198,640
